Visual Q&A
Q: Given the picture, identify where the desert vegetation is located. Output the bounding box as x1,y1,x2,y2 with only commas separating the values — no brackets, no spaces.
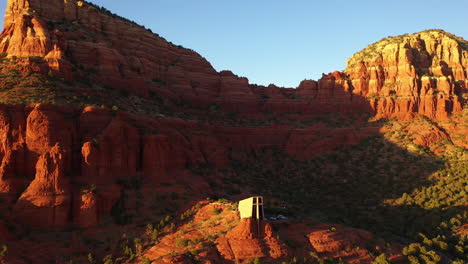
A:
223,117,467,263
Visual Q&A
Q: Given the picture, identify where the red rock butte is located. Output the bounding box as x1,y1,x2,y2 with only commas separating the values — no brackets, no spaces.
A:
0,0,467,263
0,0,466,227
1,0,466,119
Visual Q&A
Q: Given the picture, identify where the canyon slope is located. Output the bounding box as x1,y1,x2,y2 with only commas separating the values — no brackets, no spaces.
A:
0,0,467,263
1,0,466,119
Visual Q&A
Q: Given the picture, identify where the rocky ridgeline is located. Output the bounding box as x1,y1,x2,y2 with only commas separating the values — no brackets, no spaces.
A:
346,30,468,120
2,0,465,119
0,0,466,229
0,1,467,263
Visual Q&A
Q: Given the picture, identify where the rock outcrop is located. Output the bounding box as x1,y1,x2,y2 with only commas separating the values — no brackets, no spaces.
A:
14,144,71,228
346,30,467,120
0,102,384,229
0,104,229,228
0,0,466,252
0,1,466,263
216,218,289,261
1,0,220,98
141,202,405,264
2,1,465,121
74,189,99,228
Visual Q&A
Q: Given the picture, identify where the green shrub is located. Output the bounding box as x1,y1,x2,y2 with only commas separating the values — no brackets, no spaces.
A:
176,238,189,248
102,254,113,264
0,244,7,257
87,253,96,264
372,254,393,264
140,257,151,264
213,207,223,215
121,240,135,261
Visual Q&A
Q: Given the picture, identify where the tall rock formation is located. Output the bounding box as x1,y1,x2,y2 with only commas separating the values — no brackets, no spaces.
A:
0,0,467,230
14,144,71,228
3,0,464,120
345,30,467,120
0,104,228,228
216,218,289,261
0,0,221,97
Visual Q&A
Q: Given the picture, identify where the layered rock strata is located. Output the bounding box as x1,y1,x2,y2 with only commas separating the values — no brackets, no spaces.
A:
1,1,465,120
0,0,467,230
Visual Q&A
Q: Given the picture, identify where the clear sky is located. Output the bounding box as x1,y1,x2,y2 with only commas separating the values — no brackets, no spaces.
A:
1,0,468,87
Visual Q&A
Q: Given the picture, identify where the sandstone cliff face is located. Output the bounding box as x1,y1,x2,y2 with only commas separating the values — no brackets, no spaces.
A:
14,144,71,228
345,30,467,120
1,0,220,98
0,103,381,228
0,1,466,263
0,0,467,232
3,1,465,121
0,104,230,228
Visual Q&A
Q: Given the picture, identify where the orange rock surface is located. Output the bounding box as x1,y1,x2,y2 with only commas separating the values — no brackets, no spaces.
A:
216,218,289,261
346,31,467,120
0,0,465,236
13,143,71,228
0,0,466,263
139,202,404,264
2,1,464,120
0,103,237,228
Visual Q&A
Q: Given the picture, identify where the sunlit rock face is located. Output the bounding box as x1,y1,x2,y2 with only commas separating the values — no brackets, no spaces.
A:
0,1,466,264
0,0,467,232
3,1,465,121
345,30,467,120
0,104,224,228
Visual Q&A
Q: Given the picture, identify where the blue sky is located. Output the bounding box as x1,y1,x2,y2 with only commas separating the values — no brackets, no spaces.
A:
1,0,467,87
